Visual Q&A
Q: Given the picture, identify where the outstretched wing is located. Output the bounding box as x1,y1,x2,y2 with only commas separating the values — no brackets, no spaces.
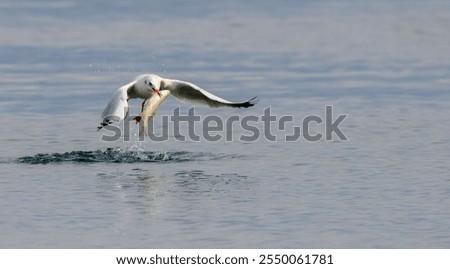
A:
168,79,258,108
97,84,131,130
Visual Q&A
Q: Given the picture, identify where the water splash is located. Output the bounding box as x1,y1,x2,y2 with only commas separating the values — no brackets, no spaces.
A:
15,148,221,164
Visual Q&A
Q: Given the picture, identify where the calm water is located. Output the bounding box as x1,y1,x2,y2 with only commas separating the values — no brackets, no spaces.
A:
1,1,450,248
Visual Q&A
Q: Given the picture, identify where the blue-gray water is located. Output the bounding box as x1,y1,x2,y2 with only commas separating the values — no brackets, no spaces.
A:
1,1,450,248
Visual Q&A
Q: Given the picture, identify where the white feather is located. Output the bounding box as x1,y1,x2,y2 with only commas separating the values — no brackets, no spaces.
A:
167,79,257,108
98,84,130,129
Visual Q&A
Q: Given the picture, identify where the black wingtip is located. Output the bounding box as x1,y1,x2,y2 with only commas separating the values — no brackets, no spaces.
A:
248,96,259,106
237,96,259,108
97,121,111,131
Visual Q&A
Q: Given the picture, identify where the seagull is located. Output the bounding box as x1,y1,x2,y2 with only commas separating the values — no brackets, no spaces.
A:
97,74,258,135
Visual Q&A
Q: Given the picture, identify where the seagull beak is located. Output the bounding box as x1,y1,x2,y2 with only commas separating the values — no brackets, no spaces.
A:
153,88,161,97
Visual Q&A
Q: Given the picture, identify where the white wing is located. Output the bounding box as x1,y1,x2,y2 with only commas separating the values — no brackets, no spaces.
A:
97,85,131,130
167,79,258,108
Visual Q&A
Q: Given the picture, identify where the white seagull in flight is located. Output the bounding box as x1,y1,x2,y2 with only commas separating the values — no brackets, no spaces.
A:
98,74,258,135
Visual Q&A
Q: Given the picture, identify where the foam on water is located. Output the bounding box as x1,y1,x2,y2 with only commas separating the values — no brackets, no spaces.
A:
14,148,225,164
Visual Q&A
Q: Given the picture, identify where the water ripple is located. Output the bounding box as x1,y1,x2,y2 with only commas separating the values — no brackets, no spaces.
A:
15,148,230,164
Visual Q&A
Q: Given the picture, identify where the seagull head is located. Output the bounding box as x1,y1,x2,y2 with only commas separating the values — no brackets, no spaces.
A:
137,74,161,96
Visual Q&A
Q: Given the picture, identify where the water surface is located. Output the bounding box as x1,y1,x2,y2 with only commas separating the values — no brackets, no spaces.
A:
1,1,450,248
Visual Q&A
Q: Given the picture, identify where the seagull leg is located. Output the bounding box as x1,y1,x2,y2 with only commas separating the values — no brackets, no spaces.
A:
132,100,146,124
133,116,141,124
